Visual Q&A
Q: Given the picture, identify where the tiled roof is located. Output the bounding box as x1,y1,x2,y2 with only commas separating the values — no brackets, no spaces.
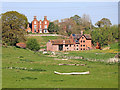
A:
16,42,26,48
84,34,91,39
50,39,74,45
72,34,91,40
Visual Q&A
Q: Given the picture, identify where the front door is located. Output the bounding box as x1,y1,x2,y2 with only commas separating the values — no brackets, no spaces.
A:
59,45,63,51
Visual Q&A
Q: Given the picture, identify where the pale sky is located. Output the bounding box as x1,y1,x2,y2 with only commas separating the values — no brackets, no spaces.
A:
1,1,118,25
0,0,119,2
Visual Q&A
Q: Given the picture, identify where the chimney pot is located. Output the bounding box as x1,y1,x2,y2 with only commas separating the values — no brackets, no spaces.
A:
34,16,37,19
81,31,83,35
44,16,47,19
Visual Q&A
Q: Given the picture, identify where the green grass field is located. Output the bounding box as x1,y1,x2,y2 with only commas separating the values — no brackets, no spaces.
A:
2,46,118,88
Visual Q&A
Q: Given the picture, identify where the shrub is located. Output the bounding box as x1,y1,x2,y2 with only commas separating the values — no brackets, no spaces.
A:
26,38,40,51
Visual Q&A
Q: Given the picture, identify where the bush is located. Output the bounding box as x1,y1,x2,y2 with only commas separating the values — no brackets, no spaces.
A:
26,38,40,51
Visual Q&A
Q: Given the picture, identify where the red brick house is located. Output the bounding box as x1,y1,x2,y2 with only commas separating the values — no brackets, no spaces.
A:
46,31,92,51
26,16,49,33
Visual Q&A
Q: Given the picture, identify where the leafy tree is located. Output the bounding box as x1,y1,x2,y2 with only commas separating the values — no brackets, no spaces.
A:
95,18,112,27
48,22,55,32
91,25,118,46
26,38,40,51
70,15,81,25
53,20,59,25
110,25,118,39
70,14,92,31
54,24,59,32
59,18,78,36
1,11,28,46
95,21,103,28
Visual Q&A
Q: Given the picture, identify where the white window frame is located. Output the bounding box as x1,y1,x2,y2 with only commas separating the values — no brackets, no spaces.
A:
45,25,47,28
45,21,47,24
34,25,37,28
40,25,41,28
34,21,36,24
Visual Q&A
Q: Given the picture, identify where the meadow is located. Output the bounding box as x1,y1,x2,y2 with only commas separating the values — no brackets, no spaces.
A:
2,36,119,88
2,44,118,88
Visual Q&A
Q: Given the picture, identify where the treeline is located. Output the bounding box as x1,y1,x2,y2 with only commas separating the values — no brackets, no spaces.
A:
1,11,118,47
48,14,118,46
48,14,92,36
91,25,118,46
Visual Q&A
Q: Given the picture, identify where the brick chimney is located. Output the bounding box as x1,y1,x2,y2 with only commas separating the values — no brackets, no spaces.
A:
81,30,83,35
34,16,37,19
44,16,47,20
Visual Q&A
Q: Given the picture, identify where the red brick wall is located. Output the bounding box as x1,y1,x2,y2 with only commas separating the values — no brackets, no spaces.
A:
79,35,92,50
26,27,31,32
46,42,59,51
85,40,92,49
38,20,43,33
42,16,49,30
31,16,49,33
52,45,59,51
32,17,38,33
46,42,52,51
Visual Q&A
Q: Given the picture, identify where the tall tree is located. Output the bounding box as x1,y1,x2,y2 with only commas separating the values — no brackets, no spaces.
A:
48,22,55,32
81,14,91,29
70,15,81,25
1,11,28,46
95,18,112,27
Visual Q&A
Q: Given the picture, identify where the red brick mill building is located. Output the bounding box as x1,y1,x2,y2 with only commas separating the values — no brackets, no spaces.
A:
47,31,92,51
26,16,49,33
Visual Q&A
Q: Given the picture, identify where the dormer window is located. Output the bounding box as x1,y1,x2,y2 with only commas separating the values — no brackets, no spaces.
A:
34,21,36,24
45,21,47,24
82,37,84,39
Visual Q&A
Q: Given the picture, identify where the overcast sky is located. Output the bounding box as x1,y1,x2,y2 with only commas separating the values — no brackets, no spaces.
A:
1,2,118,25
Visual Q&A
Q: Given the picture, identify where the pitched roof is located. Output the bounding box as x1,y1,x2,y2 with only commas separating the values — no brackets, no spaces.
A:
84,34,91,39
72,34,91,40
50,39,74,45
72,34,82,39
